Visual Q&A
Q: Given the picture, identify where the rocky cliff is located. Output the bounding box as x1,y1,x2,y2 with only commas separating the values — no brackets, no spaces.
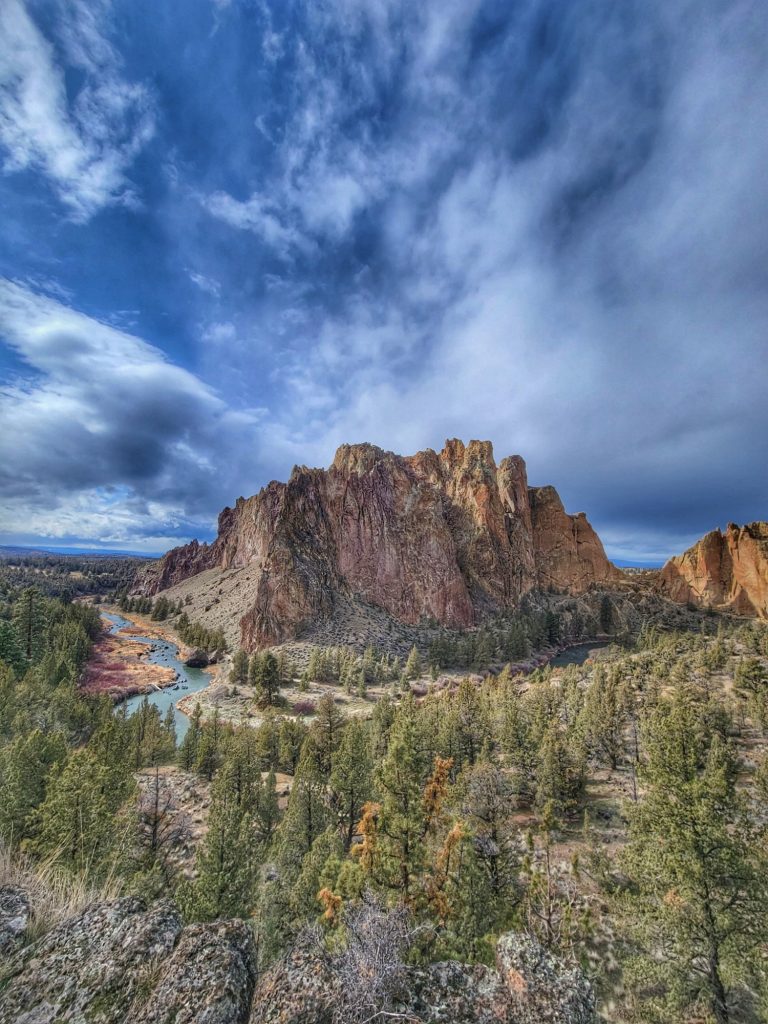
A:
659,521,768,617
136,440,620,649
0,887,595,1024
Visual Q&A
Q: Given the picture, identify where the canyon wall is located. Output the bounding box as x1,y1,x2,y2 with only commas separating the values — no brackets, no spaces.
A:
659,521,768,618
136,440,621,648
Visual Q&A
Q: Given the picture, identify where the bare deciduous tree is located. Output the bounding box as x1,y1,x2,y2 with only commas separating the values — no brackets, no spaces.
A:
331,892,421,1024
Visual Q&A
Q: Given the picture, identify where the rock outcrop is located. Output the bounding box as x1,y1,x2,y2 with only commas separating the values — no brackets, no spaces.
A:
135,440,620,650
0,893,594,1024
659,522,768,617
0,885,29,956
250,927,595,1024
0,897,256,1024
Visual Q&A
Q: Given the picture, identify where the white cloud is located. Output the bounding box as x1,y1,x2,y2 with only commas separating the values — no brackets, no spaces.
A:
202,191,313,256
208,0,768,560
188,271,221,298
0,0,154,219
0,280,263,546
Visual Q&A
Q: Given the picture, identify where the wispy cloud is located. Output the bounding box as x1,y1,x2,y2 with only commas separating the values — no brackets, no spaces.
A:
0,0,154,220
1,0,766,561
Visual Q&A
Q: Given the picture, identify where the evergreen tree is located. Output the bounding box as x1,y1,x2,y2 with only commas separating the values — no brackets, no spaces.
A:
12,587,48,663
181,757,259,920
0,620,26,676
404,645,422,681
330,718,373,850
371,698,426,902
0,728,68,843
34,748,133,877
276,738,330,879
178,703,203,770
620,696,768,1024
311,692,344,775
230,648,250,685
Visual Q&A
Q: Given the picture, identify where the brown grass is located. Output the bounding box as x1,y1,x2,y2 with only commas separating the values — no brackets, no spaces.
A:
0,843,124,949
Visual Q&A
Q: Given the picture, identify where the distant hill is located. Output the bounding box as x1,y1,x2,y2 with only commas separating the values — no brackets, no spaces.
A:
0,545,159,560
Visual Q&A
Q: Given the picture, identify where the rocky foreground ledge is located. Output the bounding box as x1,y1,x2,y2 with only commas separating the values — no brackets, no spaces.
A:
0,885,594,1024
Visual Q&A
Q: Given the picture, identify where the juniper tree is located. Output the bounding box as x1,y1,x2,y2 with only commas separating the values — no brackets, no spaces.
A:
230,648,249,685
34,747,134,878
404,645,422,681
177,703,203,769
0,728,68,843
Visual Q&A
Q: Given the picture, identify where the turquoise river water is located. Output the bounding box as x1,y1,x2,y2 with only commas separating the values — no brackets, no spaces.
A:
101,612,209,741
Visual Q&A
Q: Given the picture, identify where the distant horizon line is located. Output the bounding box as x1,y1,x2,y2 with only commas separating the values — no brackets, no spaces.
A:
0,542,665,569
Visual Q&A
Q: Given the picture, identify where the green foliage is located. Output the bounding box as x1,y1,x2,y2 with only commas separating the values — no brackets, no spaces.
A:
619,694,768,1024
180,752,262,920
33,747,134,878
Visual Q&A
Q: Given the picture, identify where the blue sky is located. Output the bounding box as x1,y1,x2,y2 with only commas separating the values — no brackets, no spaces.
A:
0,0,766,561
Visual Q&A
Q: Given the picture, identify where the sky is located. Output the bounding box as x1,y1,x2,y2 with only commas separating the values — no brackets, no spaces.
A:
0,0,766,563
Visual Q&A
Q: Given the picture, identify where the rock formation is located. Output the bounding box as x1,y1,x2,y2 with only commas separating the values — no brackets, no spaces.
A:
250,924,594,1024
659,522,768,618
0,888,595,1024
135,440,621,650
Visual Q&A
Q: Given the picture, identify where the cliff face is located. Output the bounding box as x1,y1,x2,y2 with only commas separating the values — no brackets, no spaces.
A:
136,440,620,648
659,522,768,617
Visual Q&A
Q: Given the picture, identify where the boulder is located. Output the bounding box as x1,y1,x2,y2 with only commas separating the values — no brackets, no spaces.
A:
250,928,595,1024
495,933,595,1024
135,919,257,1024
249,930,338,1024
0,885,30,955
184,648,209,668
0,898,181,1024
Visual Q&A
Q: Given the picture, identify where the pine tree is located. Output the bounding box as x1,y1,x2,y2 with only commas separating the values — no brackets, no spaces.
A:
330,719,373,850
577,666,629,769
620,696,768,1024
457,760,519,908
0,620,26,676
404,645,422,681
373,698,426,902
0,728,68,843
181,757,259,920
230,649,250,685
12,587,48,663
260,651,281,706
178,703,202,769
311,692,344,775
276,738,330,879
34,748,133,877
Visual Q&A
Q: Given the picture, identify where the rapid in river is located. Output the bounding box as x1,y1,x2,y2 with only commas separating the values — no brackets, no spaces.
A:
101,612,209,740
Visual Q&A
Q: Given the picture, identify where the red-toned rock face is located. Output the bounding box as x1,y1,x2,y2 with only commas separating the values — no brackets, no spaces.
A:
659,522,768,617
135,440,620,648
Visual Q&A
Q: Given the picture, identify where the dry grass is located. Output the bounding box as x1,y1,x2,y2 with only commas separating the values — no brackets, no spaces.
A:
0,843,124,948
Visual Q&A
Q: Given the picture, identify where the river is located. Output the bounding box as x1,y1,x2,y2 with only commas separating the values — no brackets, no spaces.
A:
548,641,610,668
101,612,210,740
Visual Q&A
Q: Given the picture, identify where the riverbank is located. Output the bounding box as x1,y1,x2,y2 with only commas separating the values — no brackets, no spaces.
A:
81,620,177,702
77,609,221,740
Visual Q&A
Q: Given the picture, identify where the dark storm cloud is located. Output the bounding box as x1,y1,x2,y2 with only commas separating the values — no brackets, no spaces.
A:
0,280,263,546
0,0,766,557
